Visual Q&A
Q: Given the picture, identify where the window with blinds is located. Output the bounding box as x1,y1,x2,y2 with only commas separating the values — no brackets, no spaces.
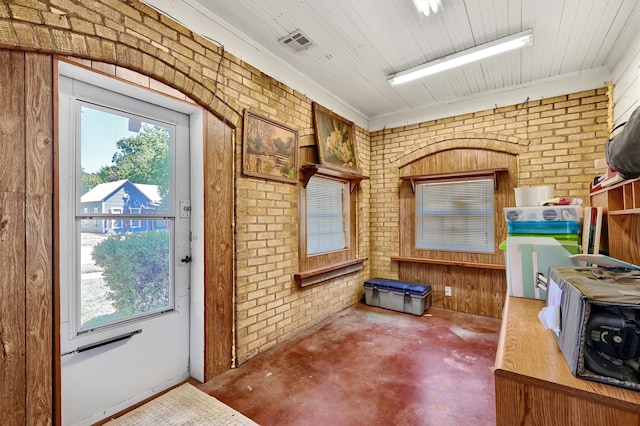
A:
306,176,347,255
415,177,495,253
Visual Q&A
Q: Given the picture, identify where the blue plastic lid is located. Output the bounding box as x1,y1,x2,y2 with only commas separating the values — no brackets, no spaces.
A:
507,220,580,235
364,278,431,295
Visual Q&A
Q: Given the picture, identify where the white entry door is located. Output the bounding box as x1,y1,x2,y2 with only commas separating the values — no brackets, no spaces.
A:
58,69,192,425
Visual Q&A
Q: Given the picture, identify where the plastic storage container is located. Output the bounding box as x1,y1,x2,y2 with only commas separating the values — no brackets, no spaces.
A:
506,233,580,241
504,206,582,222
363,278,432,316
507,221,581,235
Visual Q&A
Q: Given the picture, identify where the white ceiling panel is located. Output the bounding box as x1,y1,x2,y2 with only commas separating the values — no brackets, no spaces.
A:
144,0,640,127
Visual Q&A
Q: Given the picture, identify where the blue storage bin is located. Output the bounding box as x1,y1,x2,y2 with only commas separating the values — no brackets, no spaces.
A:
507,221,581,235
363,278,432,315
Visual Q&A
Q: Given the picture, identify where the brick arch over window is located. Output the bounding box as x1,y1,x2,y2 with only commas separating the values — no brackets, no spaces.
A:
396,134,521,265
393,132,528,168
394,136,521,319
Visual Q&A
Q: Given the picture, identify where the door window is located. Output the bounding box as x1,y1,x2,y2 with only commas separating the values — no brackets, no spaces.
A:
77,103,176,332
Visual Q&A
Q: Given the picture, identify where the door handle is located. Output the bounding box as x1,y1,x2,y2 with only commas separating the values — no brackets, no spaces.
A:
181,256,192,263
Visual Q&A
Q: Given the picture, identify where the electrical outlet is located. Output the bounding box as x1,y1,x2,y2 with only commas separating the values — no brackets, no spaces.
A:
444,286,452,297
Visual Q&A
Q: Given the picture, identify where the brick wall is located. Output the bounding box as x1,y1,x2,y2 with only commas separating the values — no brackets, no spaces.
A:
0,0,371,366
369,88,610,279
0,0,610,365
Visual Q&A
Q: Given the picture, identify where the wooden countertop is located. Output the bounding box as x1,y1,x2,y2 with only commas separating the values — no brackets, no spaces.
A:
494,296,640,410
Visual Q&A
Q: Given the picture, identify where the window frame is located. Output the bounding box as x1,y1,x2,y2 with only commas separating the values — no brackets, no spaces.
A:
304,175,349,256
396,164,510,268
415,176,496,254
296,170,362,286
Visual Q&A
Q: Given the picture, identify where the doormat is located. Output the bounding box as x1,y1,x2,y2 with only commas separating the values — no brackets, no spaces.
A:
105,383,259,425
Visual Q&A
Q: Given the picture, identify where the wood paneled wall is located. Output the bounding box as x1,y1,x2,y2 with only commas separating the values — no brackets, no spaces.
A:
397,148,517,318
0,51,236,424
0,51,54,425
203,113,235,378
398,263,506,318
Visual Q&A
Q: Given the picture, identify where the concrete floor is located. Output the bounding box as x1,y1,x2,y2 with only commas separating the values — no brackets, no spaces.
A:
198,302,502,426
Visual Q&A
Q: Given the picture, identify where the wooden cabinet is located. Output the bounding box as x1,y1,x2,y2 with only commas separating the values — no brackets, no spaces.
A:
590,178,640,264
494,297,640,425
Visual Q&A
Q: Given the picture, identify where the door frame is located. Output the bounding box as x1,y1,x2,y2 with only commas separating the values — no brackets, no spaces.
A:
55,59,208,423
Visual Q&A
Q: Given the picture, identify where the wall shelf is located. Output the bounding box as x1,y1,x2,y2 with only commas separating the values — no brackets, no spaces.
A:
591,177,640,215
300,163,369,193
400,168,508,193
590,176,640,265
294,258,367,287
391,256,506,270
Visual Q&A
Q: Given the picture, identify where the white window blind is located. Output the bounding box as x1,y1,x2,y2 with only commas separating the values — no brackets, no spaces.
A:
416,178,494,253
306,176,346,255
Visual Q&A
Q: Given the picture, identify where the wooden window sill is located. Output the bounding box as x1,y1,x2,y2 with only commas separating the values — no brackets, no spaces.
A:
391,256,505,270
294,258,367,287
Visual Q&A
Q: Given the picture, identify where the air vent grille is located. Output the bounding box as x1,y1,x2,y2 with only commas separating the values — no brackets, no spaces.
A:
279,30,312,52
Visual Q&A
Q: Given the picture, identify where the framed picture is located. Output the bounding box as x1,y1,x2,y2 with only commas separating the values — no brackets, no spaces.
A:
242,110,298,184
312,102,359,173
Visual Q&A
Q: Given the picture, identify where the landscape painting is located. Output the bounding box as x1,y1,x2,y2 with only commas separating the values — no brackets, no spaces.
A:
243,110,298,183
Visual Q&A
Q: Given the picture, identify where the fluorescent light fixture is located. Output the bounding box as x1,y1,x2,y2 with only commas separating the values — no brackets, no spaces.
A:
414,0,442,16
388,29,533,86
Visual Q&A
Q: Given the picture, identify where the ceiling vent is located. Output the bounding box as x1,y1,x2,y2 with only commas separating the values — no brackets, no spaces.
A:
279,30,312,52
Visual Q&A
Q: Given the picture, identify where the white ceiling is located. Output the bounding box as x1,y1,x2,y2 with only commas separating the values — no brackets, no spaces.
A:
144,0,640,130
